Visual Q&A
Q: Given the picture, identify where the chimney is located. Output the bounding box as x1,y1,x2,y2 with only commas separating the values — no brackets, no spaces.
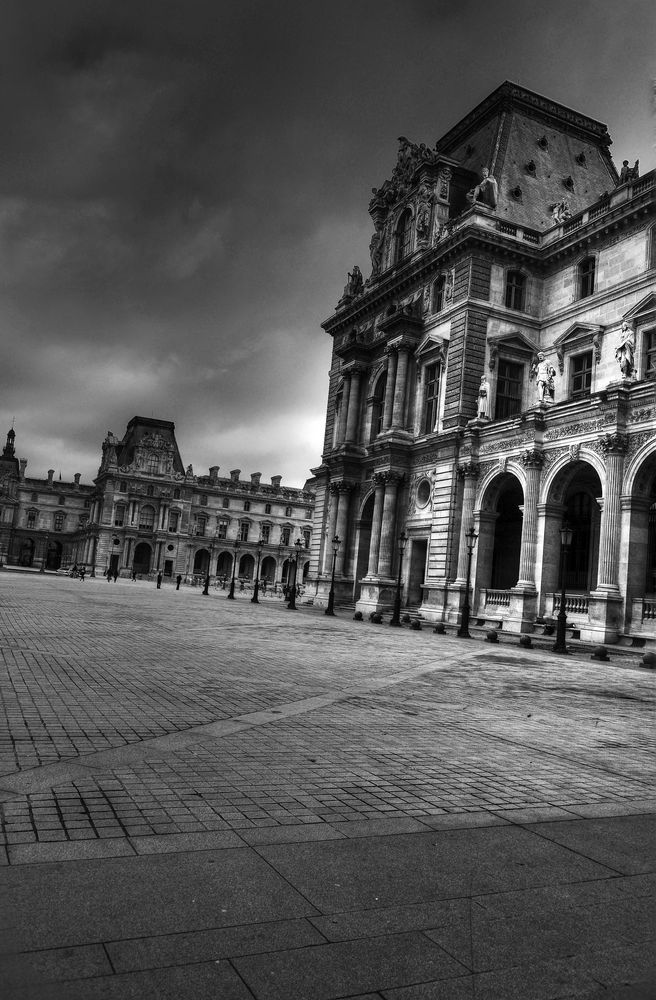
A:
74,473,81,488
230,469,241,482
19,458,27,479
250,472,261,488
47,469,54,487
209,466,219,483
271,475,282,489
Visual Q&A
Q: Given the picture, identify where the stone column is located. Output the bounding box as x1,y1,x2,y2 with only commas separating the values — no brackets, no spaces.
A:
377,473,403,577
336,374,351,444
391,346,410,428
595,433,628,593
333,481,353,576
516,449,544,589
367,473,387,575
344,365,364,444
382,348,397,430
323,483,340,573
455,464,480,583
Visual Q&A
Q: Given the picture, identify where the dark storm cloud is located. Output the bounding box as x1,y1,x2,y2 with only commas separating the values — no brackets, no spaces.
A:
2,0,654,484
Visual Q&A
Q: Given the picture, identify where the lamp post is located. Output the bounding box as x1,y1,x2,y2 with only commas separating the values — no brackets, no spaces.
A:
457,527,478,638
202,538,214,596
251,537,264,604
553,522,573,654
324,534,341,616
389,531,408,627
227,538,241,599
287,538,303,610
39,532,50,573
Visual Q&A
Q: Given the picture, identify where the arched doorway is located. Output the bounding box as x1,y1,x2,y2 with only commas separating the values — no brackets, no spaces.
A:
46,540,62,571
477,473,524,596
217,551,233,579
541,460,602,603
281,558,293,586
261,556,276,583
622,450,656,632
354,492,375,601
193,549,209,575
19,538,35,567
133,542,152,576
239,553,254,580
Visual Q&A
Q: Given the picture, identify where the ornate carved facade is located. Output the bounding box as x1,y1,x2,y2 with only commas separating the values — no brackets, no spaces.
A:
0,417,315,586
308,82,656,643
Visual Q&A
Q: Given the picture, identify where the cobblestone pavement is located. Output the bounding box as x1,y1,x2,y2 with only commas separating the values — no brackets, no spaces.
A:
2,573,656,999
1,573,655,852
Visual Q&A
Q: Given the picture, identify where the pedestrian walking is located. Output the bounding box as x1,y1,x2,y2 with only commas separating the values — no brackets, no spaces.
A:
113,569,118,582
156,572,163,589
79,566,86,582
176,574,182,591
132,569,137,581
106,568,111,583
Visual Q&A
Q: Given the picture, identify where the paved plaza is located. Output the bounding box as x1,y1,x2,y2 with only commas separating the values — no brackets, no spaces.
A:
1,572,656,999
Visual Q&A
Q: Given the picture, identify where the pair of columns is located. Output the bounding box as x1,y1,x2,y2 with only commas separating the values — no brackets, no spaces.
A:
334,342,412,447
323,470,404,579
455,434,627,595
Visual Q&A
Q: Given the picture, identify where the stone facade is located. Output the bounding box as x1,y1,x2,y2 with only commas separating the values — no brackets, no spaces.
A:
0,417,315,587
308,82,656,643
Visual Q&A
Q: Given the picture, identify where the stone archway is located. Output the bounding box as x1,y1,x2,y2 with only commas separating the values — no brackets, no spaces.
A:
133,542,152,576
217,551,233,578
46,540,62,571
193,549,209,575
261,556,276,583
622,449,656,633
239,553,254,580
541,460,602,601
476,472,525,595
354,492,375,601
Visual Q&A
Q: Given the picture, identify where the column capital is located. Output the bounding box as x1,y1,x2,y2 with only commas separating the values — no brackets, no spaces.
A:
341,361,367,378
458,462,480,480
329,479,356,495
598,432,629,456
373,469,405,487
521,448,545,469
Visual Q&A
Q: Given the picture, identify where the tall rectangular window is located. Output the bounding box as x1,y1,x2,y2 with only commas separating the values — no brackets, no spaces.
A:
260,523,270,543
504,271,526,311
579,257,595,299
217,521,227,538
495,360,524,419
239,522,249,542
646,329,656,378
281,526,291,545
570,351,593,398
168,512,179,532
423,363,441,434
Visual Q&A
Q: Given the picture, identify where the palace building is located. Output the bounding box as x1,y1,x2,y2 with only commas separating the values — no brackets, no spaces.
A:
308,82,656,644
0,417,315,586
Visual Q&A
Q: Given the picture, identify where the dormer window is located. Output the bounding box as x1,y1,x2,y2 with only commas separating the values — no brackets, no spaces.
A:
394,209,413,264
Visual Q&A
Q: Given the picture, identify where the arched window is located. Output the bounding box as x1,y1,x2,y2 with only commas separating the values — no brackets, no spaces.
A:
394,209,413,264
369,373,387,441
138,505,155,530
285,506,293,517
173,488,181,500
432,274,447,313
244,500,251,512
578,256,596,299
505,271,526,311
222,497,229,508
265,503,272,514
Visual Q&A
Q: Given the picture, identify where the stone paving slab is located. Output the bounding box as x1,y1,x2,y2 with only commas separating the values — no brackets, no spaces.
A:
2,575,656,999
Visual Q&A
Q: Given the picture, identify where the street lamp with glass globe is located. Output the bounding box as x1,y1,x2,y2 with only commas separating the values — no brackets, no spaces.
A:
287,538,303,610
389,531,408,627
251,537,264,604
324,534,341,616
226,538,241,600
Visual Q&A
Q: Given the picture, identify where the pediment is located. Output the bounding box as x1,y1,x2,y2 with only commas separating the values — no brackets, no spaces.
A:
553,322,603,352
487,331,536,369
624,293,656,325
416,332,447,357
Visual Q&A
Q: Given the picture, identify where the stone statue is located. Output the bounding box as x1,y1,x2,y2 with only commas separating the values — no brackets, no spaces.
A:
466,167,498,210
478,376,491,419
186,464,194,477
531,352,556,403
369,229,384,275
618,159,639,185
615,321,635,378
347,265,363,296
551,199,572,224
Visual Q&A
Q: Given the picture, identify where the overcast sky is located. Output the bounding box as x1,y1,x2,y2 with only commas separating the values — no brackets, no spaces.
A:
2,0,655,488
